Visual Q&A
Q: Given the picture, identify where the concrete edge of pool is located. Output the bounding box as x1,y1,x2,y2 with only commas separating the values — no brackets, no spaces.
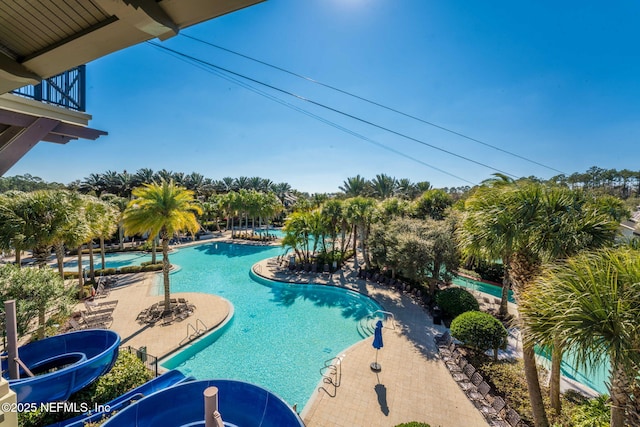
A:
158,299,236,370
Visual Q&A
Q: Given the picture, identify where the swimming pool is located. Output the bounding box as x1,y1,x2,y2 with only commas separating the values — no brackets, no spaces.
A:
63,252,154,271
159,242,381,409
453,275,515,303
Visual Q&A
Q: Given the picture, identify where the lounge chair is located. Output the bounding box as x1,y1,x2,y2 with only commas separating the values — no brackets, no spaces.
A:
68,318,85,331
81,311,112,329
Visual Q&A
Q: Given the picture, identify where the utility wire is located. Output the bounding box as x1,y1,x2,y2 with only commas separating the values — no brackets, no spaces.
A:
147,42,476,185
148,41,517,179
181,33,565,175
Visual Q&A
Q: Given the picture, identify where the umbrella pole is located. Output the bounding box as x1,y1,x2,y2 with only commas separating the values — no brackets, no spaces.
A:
370,349,381,371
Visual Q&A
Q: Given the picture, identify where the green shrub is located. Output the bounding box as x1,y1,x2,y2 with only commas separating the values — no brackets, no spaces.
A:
395,423,431,427
95,268,117,276
435,287,479,319
119,265,141,273
141,263,163,272
570,394,610,427
450,311,507,359
19,350,153,427
74,350,154,403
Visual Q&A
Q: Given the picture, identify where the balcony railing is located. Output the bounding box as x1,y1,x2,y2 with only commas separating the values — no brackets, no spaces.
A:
10,65,86,112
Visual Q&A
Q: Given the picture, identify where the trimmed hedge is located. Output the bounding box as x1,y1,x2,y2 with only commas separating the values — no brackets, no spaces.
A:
435,287,479,319
450,311,507,359
63,264,163,280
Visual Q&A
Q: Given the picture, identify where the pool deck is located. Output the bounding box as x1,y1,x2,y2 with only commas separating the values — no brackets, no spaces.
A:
72,234,488,426
253,257,489,427
74,274,232,361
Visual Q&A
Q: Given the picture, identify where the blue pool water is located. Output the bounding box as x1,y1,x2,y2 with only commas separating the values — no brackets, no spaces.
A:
452,275,515,303
160,242,381,409
63,252,154,271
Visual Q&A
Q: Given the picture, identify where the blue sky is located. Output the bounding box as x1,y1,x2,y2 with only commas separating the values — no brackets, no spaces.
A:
9,0,640,193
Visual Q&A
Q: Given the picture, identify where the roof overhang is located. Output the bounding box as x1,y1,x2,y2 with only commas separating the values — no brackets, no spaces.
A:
0,94,107,175
0,0,265,95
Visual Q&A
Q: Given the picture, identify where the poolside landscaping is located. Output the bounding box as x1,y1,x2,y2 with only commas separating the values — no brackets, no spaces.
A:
0,171,639,427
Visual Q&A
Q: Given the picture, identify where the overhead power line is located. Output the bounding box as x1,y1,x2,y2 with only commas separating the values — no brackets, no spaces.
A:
147,42,476,185
148,41,518,179
181,33,565,175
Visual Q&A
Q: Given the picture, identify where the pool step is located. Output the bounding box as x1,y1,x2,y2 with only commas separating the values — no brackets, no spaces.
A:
356,316,380,339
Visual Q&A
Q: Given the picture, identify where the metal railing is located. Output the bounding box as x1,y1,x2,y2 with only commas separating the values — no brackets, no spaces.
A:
11,65,86,111
121,345,159,377
371,310,396,330
318,355,343,397
179,318,208,346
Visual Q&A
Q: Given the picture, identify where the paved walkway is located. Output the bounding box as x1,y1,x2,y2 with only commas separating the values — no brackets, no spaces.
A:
254,258,489,427
74,273,231,360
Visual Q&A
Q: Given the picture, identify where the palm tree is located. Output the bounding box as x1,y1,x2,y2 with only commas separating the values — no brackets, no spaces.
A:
371,174,397,200
458,182,621,427
79,173,104,195
395,178,415,200
133,168,155,188
221,177,236,192
339,175,369,197
345,197,376,269
123,180,202,312
93,201,119,270
273,182,292,206
520,248,640,427
234,176,250,190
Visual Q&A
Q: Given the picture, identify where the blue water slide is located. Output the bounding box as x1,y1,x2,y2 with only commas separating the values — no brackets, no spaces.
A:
2,329,120,404
47,369,195,427
101,379,305,427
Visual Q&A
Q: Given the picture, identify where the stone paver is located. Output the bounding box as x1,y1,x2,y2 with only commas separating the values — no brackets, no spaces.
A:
254,258,489,427
75,272,230,360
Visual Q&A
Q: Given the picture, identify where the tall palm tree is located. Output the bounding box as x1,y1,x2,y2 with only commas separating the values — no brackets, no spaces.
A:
221,177,236,192
133,168,155,188
234,176,250,190
371,174,397,200
339,175,369,197
93,200,119,270
458,182,621,427
395,178,415,200
520,248,640,427
273,182,292,206
123,180,202,312
79,173,104,195
345,197,376,269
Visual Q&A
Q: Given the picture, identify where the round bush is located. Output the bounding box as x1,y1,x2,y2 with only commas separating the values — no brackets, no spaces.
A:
435,287,479,319
450,311,507,358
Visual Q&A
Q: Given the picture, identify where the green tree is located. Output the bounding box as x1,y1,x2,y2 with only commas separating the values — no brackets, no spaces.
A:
123,180,202,312
412,188,453,220
345,197,376,269
0,264,73,339
458,182,621,427
521,248,640,427
369,217,459,294
339,175,369,197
